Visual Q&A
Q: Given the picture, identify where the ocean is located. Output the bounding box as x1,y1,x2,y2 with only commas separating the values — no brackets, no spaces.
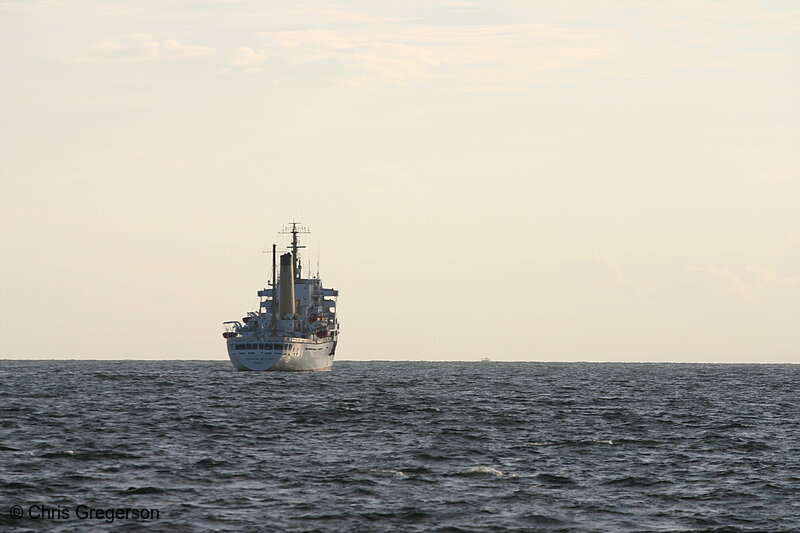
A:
1,361,798,532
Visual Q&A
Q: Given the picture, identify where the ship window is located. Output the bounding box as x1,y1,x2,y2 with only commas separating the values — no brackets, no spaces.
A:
236,344,245,350
246,343,253,350
267,343,274,350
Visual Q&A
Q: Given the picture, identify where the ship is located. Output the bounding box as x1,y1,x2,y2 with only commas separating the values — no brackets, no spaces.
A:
222,222,340,371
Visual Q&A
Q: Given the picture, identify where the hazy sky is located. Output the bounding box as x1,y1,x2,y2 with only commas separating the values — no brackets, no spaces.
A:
1,0,798,362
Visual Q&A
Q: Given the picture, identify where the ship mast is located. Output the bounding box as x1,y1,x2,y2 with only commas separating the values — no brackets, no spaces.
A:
280,221,309,280
271,243,277,335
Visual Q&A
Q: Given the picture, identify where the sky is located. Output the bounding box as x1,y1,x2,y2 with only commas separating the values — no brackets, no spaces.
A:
0,0,798,362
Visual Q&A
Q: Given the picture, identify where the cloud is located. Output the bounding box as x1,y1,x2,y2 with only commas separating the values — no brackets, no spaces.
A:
64,3,800,88
512,0,800,36
254,24,631,89
72,34,215,63
253,29,439,85
344,42,440,85
688,264,800,298
231,46,267,66
637,0,800,38
718,52,791,69
258,30,356,62
250,2,796,91
290,7,392,25
233,1,798,90
567,255,649,293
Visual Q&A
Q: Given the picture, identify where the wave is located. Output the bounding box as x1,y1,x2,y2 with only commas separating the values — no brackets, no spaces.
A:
368,469,406,478
456,466,508,477
39,450,139,460
536,473,576,485
602,476,672,487
120,486,165,495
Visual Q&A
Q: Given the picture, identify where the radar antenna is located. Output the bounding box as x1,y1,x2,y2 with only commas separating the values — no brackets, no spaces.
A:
279,220,310,279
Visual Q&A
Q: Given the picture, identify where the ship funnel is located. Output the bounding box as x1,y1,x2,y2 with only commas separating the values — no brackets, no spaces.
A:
279,252,296,317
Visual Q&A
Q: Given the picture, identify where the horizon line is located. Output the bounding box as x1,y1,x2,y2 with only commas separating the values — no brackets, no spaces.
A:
0,358,796,365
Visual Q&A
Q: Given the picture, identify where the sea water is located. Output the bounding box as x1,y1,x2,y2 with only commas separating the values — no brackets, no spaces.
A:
1,361,798,532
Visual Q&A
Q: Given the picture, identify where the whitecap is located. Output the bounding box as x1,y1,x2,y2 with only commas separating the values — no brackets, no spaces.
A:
460,466,506,477
370,469,405,478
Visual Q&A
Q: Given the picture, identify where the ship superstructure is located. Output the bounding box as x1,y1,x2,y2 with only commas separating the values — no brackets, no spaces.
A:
223,222,339,371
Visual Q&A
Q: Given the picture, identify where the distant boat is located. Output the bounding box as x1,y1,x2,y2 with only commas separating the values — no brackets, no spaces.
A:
480,357,491,363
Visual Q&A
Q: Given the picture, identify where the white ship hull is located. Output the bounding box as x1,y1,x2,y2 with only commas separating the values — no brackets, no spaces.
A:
227,338,336,371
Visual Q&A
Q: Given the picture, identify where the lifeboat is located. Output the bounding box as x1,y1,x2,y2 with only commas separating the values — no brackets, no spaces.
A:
222,331,237,338
242,317,251,323
315,329,328,338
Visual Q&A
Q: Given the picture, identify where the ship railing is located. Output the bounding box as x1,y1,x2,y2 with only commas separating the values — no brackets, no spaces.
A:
222,320,242,332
